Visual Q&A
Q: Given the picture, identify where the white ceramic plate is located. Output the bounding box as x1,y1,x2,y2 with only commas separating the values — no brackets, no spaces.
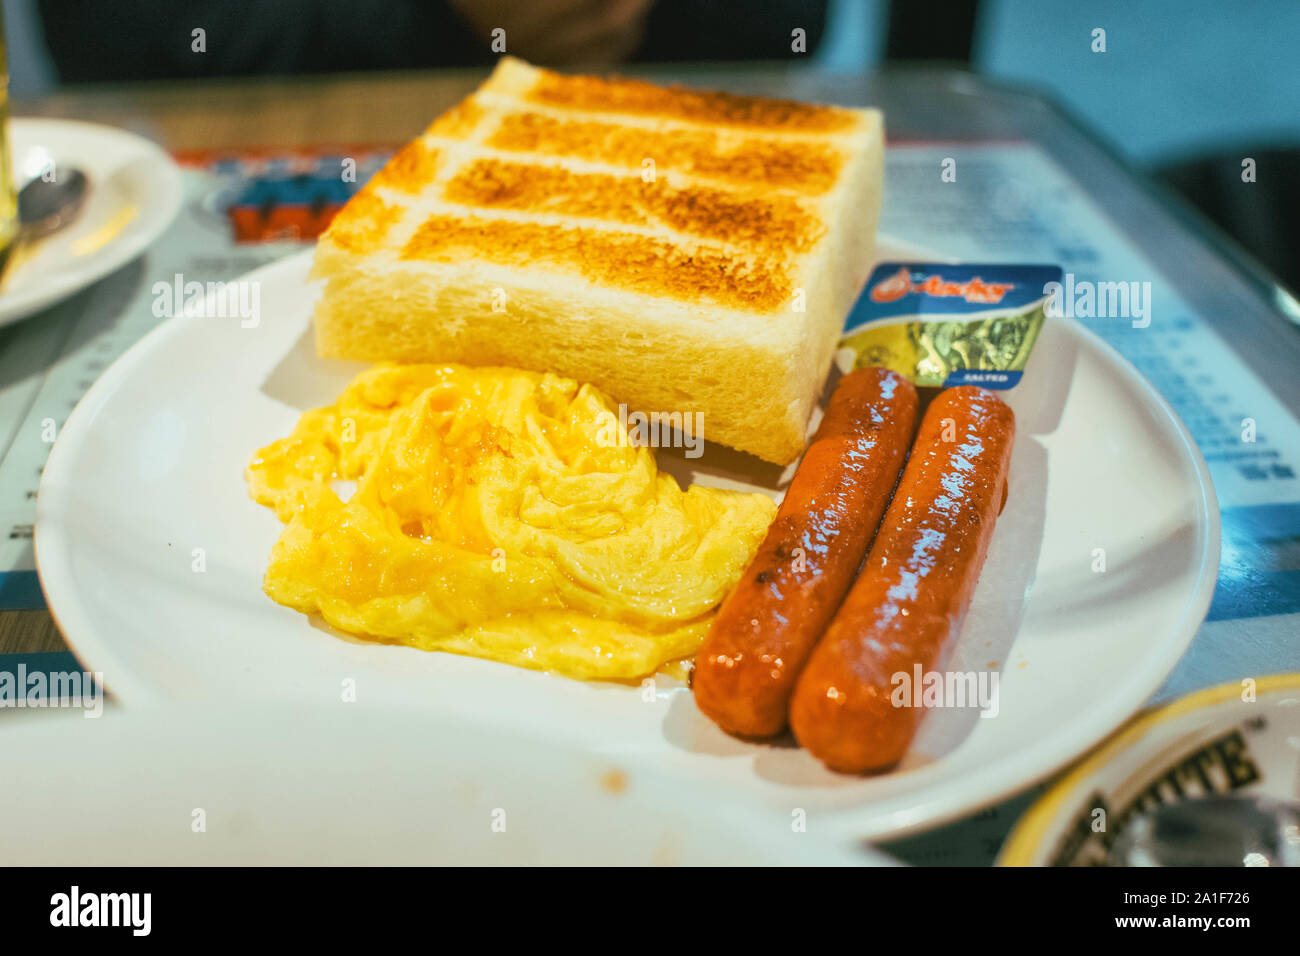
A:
998,674,1300,866
0,705,887,865
35,249,1220,842
0,118,183,327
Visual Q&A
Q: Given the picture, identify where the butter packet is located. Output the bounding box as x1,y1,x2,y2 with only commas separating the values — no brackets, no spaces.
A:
842,262,1064,389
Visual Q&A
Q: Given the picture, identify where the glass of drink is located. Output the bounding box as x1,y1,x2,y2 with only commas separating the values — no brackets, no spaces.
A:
0,8,18,273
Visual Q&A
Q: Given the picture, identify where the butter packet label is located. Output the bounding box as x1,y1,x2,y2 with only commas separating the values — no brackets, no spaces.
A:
842,262,1064,389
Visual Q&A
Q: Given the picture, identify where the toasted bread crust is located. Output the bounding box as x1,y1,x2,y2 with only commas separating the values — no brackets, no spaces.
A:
371,141,442,194
442,158,824,254
402,213,792,313
525,69,859,133
323,188,404,254
486,112,846,194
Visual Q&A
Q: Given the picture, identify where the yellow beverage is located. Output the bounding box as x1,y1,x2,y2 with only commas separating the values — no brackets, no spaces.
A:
0,9,17,271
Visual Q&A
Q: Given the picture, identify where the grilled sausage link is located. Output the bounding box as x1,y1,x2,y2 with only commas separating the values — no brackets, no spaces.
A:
693,367,918,737
789,385,1015,772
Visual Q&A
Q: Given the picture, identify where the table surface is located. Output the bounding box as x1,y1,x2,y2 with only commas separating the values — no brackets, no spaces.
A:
5,65,1300,864
1,70,488,656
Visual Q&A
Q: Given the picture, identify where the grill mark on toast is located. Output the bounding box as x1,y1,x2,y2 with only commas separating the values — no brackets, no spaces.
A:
442,157,824,252
486,111,843,194
525,71,857,133
324,188,405,253
371,141,443,193
400,213,792,312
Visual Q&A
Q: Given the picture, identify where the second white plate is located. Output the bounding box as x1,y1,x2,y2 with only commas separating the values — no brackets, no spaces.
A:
35,249,1219,841
0,118,183,327
0,705,888,865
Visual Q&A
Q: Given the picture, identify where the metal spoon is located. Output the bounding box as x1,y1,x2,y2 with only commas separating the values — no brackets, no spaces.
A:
17,167,89,240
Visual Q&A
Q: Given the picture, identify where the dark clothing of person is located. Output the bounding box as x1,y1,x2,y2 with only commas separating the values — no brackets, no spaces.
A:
39,0,828,83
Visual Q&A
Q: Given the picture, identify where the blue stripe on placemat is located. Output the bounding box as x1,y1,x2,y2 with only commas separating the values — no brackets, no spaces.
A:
1208,503,1300,621
0,571,45,610
0,651,85,676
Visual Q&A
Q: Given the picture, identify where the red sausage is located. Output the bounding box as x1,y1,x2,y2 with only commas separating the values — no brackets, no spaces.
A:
789,386,1015,772
693,367,918,737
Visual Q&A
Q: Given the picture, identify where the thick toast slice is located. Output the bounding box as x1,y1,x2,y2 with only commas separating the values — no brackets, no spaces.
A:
312,57,884,464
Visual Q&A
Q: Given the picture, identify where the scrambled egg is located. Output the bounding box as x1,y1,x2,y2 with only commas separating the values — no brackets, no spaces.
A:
246,364,775,680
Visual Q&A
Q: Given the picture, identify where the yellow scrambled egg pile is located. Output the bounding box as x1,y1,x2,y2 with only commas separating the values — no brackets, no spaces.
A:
246,364,775,680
